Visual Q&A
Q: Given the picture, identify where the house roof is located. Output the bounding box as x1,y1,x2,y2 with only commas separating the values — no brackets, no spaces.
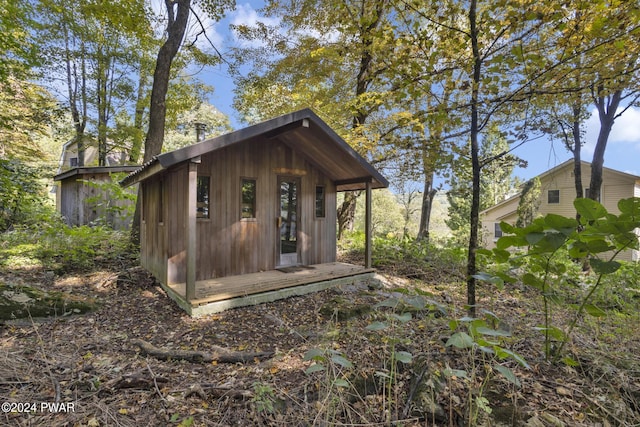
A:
54,166,141,182
480,159,640,216
120,109,389,191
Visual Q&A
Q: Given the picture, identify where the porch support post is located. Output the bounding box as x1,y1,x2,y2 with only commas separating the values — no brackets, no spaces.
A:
186,158,199,302
364,180,372,268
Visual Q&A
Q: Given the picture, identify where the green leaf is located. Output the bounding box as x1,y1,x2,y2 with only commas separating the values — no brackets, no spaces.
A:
375,297,400,309
575,198,608,221
492,249,512,263
494,365,521,387
494,347,530,369
562,356,580,367
583,304,606,317
366,321,388,331
525,232,544,245
522,273,544,291
303,348,325,361
405,295,426,310
497,235,527,250
475,326,511,337
391,312,412,323
544,214,578,235
618,197,640,218
446,332,474,349
589,258,621,274
395,351,413,364
304,364,326,374
333,378,350,388
443,368,467,378
331,354,353,369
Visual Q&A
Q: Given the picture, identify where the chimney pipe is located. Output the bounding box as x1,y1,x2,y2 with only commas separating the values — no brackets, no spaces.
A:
195,122,206,142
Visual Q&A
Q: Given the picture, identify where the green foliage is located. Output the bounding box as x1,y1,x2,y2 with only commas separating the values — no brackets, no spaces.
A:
0,159,52,232
82,173,137,228
251,382,277,414
1,220,135,273
516,177,541,227
480,197,640,363
445,312,528,424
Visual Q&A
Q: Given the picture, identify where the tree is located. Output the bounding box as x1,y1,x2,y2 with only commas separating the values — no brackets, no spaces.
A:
163,102,232,152
231,0,407,239
0,78,59,160
515,177,541,228
37,0,152,166
527,1,640,203
0,1,39,84
131,0,235,241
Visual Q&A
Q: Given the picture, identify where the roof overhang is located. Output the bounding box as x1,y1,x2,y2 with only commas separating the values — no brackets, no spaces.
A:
54,166,140,182
120,109,388,191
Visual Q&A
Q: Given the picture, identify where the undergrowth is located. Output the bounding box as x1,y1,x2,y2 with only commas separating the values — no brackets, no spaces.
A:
0,219,136,273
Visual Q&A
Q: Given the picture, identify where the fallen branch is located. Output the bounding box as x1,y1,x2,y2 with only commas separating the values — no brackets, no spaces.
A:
131,339,273,364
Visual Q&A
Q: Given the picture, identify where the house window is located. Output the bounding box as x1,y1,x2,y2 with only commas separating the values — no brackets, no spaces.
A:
548,189,560,204
241,178,256,219
494,223,503,238
584,188,601,202
197,176,210,219
70,157,78,167
315,186,326,218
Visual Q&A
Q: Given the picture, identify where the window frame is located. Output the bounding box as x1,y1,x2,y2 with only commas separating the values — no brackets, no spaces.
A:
547,189,560,204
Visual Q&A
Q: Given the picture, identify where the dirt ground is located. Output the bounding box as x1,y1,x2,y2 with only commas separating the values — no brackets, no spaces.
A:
1,258,639,426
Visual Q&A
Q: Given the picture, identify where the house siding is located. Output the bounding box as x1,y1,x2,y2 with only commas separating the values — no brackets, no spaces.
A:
481,162,639,261
142,137,338,285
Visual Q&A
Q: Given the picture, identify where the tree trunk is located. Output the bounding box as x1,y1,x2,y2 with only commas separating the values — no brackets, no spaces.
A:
337,191,359,240
129,64,149,164
589,89,621,202
142,0,191,163
131,0,191,244
570,104,584,200
466,0,481,316
416,170,437,242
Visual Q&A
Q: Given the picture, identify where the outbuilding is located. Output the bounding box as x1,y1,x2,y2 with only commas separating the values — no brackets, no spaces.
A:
121,109,388,315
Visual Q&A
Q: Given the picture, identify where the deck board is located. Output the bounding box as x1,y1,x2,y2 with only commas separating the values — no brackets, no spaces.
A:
167,262,373,307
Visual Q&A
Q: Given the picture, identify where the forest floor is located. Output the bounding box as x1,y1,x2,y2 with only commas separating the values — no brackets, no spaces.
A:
1,252,639,427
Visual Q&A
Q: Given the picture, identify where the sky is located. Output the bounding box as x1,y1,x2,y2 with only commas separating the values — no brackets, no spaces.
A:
193,1,640,183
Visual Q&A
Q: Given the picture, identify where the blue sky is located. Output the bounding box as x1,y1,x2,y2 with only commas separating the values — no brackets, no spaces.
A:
194,1,640,182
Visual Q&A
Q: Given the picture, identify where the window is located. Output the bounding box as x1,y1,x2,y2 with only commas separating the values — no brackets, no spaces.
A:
584,188,601,202
70,157,78,167
241,178,256,219
494,223,503,238
548,189,560,204
315,186,326,218
197,176,210,219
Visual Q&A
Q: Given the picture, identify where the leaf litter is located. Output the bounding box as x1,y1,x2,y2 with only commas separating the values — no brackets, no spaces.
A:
0,256,638,426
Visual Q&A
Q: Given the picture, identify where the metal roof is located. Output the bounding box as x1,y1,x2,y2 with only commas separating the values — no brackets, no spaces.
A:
54,165,140,182
120,109,388,191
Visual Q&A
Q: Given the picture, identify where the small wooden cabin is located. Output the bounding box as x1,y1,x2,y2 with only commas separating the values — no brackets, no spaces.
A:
54,166,139,230
120,109,388,315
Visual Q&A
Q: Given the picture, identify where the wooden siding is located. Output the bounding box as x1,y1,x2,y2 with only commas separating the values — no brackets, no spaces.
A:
141,137,338,285
57,171,136,230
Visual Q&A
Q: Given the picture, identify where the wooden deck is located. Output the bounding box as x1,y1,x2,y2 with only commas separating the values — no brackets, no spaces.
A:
163,262,375,316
